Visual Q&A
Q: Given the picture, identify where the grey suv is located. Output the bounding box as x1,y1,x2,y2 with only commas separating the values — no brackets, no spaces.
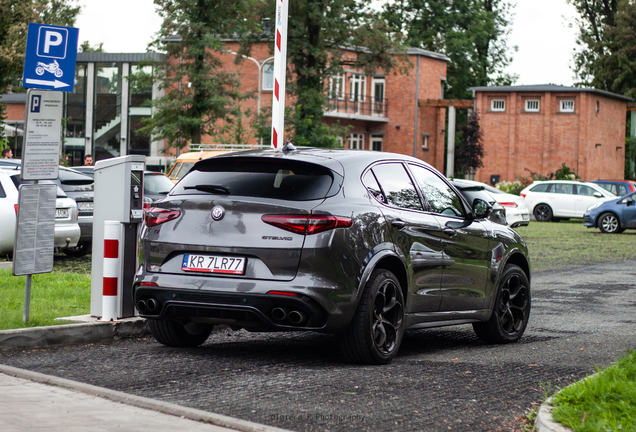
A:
135,147,531,364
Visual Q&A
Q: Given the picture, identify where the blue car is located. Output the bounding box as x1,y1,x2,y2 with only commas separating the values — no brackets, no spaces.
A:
583,191,636,233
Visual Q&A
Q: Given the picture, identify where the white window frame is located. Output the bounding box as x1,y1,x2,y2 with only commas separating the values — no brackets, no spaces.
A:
350,74,366,102
329,73,344,100
371,134,383,151
525,99,540,112
348,133,365,150
262,60,274,91
371,77,385,117
491,99,506,112
560,99,575,112
421,133,430,150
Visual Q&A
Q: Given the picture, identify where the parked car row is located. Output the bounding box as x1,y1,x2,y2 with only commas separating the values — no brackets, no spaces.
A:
0,160,174,258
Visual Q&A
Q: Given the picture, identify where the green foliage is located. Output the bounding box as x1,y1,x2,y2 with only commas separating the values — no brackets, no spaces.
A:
137,0,263,149
626,136,636,180
550,350,636,431
382,0,518,100
252,0,407,147
455,110,485,174
0,0,80,93
495,179,529,195
79,41,104,53
553,163,581,180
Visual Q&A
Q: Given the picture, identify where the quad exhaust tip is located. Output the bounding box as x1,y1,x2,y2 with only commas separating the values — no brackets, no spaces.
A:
271,307,307,325
137,297,159,314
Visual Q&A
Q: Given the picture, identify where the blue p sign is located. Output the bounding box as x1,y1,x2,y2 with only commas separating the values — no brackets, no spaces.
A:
37,26,68,59
30,94,41,113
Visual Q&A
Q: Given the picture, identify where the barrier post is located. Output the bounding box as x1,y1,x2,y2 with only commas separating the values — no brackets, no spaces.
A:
271,0,289,149
102,220,120,321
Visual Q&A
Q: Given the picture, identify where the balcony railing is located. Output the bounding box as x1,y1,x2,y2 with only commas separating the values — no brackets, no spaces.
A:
325,93,389,120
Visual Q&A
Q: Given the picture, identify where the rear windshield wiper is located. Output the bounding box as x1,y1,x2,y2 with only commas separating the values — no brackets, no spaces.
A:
183,184,230,195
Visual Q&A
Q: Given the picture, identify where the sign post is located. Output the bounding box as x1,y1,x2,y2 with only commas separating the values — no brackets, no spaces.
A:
15,23,79,324
271,0,289,149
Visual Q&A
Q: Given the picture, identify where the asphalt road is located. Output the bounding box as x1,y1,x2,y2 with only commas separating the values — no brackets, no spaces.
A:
1,260,635,432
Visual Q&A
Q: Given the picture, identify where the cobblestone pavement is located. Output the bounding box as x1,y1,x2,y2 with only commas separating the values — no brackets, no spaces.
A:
1,260,635,432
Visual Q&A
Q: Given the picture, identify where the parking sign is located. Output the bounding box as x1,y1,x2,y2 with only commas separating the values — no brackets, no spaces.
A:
22,23,79,92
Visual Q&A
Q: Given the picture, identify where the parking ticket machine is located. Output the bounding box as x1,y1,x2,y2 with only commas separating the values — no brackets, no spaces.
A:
91,155,145,318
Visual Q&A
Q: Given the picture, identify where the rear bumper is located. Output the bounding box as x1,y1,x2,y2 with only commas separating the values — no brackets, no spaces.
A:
78,215,93,243
54,224,80,248
134,286,330,331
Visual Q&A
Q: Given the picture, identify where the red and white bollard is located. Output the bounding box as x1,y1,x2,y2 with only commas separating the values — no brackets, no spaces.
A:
271,0,289,149
102,220,120,321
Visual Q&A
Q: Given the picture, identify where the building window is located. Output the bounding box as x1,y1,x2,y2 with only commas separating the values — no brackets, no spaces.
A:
371,134,383,151
329,74,344,100
349,133,364,150
372,77,385,116
525,99,539,112
560,99,575,112
491,99,505,112
350,74,366,102
262,60,274,91
421,133,430,150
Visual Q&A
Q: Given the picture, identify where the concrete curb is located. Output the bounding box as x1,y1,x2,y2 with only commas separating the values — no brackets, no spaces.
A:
0,261,12,270
0,364,291,432
0,317,149,352
536,398,570,432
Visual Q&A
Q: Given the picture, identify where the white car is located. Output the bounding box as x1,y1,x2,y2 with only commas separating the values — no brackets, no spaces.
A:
0,170,81,257
451,179,531,227
520,180,616,222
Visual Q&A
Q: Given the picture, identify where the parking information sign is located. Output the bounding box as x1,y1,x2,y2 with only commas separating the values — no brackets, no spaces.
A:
21,90,64,180
22,23,79,92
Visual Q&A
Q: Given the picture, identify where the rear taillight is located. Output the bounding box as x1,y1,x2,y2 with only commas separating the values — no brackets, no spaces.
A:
143,196,153,210
262,214,353,235
520,193,526,198
14,204,18,214
144,207,181,227
499,202,518,208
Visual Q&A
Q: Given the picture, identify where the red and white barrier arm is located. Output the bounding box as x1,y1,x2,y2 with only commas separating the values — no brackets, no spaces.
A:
271,0,289,149
102,221,120,321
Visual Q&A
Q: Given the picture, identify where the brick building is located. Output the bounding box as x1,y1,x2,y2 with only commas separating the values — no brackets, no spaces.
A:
2,45,450,171
469,84,632,183
219,41,450,169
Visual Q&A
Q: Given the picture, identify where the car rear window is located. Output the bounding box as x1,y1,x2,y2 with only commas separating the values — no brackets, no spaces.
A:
172,157,335,201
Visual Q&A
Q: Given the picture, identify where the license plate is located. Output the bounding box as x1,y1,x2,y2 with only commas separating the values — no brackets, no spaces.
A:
78,202,93,211
55,208,69,218
522,214,530,220
182,254,246,275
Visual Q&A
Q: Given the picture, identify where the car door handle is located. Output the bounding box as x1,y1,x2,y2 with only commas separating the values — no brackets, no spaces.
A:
443,228,457,237
391,219,406,228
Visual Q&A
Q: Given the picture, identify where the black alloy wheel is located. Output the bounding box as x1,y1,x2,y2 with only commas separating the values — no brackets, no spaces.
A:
148,319,214,347
598,213,623,234
339,269,405,365
533,204,553,222
473,264,531,344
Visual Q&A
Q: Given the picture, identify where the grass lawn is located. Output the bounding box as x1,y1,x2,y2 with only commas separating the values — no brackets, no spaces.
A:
550,350,636,431
0,255,91,330
514,219,636,271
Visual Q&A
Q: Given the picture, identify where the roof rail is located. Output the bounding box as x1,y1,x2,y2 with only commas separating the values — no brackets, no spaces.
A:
188,143,270,151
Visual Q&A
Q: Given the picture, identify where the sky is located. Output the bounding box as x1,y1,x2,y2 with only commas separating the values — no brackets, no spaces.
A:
74,0,580,87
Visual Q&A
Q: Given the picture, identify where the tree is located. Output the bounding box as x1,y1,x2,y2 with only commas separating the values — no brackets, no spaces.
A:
455,111,484,176
252,0,408,147
137,0,262,150
383,0,517,100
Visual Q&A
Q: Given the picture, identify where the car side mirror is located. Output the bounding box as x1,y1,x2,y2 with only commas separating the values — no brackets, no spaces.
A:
593,192,603,198
624,197,634,205
472,198,492,219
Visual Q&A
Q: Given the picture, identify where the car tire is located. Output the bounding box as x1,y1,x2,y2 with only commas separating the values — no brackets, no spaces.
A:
338,269,405,365
598,212,623,234
533,204,553,222
63,241,92,258
148,319,213,347
473,264,531,344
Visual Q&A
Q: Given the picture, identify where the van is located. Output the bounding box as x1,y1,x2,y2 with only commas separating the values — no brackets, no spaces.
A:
167,144,267,183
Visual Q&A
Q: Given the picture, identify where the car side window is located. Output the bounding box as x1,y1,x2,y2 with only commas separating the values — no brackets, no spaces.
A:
0,183,5,198
576,185,595,196
618,185,627,196
530,183,549,192
408,164,466,217
553,183,573,194
370,163,423,211
362,170,386,204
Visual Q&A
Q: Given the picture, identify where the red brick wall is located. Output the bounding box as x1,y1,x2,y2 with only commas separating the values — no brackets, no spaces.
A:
475,90,627,183
4,103,25,121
